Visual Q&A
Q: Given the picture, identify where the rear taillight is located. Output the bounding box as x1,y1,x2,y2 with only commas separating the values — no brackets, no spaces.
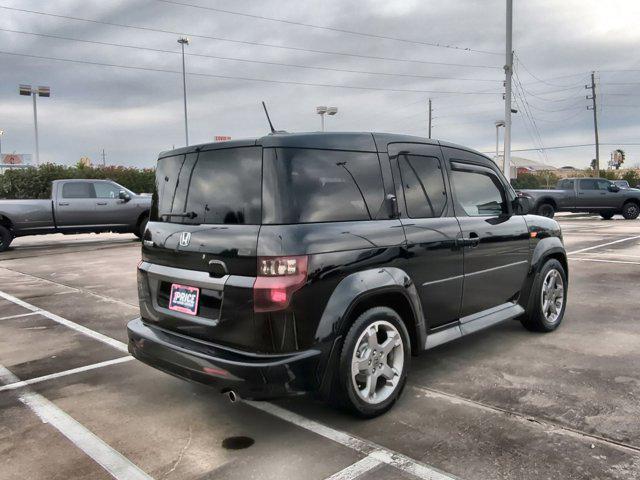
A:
253,256,308,312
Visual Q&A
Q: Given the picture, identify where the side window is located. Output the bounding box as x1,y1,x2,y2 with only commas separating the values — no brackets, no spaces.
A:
580,179,598,190
397,154,447,218
262,148,385,224
62,182,95,199
451,169,507,217
559,179,574,190
596,179,611,191
94,182,122,199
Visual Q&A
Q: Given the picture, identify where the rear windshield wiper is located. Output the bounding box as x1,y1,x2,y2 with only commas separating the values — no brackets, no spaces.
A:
160,211,198,220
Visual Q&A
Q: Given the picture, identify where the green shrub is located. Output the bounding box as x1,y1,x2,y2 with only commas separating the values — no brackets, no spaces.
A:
0,164,155,199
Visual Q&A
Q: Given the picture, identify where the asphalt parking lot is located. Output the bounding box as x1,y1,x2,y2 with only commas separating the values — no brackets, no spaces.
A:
1,216,639,480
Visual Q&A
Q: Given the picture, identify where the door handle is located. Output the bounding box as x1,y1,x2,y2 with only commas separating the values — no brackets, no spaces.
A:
58,202,69,206
96,202,108,205
458,232,480,248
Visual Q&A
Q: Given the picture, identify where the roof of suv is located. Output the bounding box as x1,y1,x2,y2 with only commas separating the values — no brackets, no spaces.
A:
159,132,489,160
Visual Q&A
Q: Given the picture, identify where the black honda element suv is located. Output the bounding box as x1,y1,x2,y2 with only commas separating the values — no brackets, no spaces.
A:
128,132,568,417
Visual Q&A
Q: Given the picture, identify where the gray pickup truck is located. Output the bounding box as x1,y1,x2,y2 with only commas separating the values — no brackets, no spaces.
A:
0,179,152,251
519,177,640,220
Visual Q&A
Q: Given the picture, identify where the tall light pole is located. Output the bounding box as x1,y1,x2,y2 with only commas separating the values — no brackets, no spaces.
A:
503,0,513,182
495,121,505,164
19,85,50,165
428,98,432,139
0,130,4,156
178,36,190,146
316,106,338,131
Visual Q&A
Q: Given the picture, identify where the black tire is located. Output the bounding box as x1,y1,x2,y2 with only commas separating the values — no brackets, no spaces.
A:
536,203,555,218
0,225,13,252
600,211,614,220
521,258,567,333
332,306,411,418
134,216,148,239
622,202,640,220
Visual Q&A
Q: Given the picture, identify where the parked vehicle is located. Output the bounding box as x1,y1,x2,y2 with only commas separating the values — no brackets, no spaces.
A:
128,132,568,417
0,179,151,251
519,177,640,220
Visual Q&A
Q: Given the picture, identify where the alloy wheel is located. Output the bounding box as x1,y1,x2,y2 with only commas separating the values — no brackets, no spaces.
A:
540,268,564,324
351,320,404,404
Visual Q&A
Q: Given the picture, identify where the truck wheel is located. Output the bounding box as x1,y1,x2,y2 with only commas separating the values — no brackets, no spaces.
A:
622,202,640,220
0,225,13,252
600,211,614,220
134,216,148,239
536,203,555,218
333,307,411,418
521,258,567,333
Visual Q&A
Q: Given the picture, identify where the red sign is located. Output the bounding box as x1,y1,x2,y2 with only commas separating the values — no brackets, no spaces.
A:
2,154,23,165
214,136,231,142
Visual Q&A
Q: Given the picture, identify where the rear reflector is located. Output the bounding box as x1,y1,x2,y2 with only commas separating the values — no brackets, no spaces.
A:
253,255,308,312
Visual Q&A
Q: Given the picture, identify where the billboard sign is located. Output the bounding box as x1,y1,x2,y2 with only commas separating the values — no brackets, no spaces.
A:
1,153,32,166
214,136,232,142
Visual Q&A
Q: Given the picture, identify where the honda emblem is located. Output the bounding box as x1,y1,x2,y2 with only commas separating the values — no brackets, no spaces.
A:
179,232,191,247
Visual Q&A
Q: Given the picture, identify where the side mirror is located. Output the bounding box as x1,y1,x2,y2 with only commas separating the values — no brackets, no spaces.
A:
608,184,620,192
512,194,532,215
119,190,131,202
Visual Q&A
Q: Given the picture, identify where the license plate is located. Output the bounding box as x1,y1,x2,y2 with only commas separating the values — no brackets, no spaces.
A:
168,284,200,316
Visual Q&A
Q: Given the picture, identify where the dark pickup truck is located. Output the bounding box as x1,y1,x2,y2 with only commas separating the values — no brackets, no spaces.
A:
520,177,640,220
0,179,151,251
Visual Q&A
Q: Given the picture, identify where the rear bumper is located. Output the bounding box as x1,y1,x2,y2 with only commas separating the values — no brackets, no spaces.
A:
127,318,321,399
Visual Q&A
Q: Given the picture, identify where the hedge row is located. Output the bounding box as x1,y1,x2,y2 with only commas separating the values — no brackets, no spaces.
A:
0,164,156,199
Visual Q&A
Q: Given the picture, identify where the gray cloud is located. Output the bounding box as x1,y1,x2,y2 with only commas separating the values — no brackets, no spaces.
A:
1,0,639,169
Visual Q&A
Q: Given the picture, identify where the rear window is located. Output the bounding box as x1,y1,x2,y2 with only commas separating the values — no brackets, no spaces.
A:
262,148,385,224
151,147,262,224
62,182,95,199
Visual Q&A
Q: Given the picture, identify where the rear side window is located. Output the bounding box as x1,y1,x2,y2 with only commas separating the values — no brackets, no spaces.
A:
263,148,385,224
152,147,262,224
62,182,95,199
451,169,507,217
398,155,447,218
580,179,598,190
558,179,574,190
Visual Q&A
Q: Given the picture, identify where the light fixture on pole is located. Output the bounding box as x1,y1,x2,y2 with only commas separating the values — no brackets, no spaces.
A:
177,36,190,146
19,84,50,165
495,120,505,165
316,106,338,132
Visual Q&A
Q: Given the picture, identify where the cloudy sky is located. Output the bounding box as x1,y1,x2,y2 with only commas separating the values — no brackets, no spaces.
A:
1,0,639,169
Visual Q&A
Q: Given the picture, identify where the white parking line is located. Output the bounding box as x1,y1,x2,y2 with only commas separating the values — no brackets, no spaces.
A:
0,311,41,321
567,235,640,255
570,257,640,266
0,356,134,393
324,456,382,480
0,289,456,480
0,290,128,353
247,401,457,480
0,363,153,480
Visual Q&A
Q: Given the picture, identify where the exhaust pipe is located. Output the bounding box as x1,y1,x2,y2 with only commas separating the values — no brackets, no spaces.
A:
224,390,240,403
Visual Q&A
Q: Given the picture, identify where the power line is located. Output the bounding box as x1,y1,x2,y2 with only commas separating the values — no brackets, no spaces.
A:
0,50,503,95
153,0,502,55
0,27,502,84
0,5,501,70
514,54,589,87
482,142,640,154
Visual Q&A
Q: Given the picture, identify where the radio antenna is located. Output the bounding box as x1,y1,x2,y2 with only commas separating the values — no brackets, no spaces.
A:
262,101,276,134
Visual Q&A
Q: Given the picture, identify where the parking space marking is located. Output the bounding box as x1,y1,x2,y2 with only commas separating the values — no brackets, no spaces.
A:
567,235,640,255
412,385,640,455
247,400,457,480
0,311,41,321
323,455,382,480
0,290,129,353
0,363,154,480
570,257,640,265
0,356,133,393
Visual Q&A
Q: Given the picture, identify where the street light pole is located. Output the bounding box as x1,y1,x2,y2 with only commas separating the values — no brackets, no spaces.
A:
178,37,190,146
316,106,338,131
0,130,4,156
19,84,50,166
503,0,513,183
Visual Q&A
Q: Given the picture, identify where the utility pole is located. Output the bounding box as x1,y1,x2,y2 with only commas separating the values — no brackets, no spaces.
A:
503,0,513,183
101,149,106,167
586,71,599,174
428,98,432,139
178,37,190,146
